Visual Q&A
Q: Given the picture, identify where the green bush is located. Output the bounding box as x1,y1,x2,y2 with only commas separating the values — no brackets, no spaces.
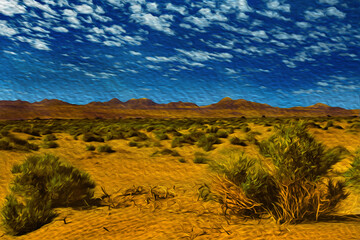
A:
85,144,95,151
43,134,57,141
97,144,115,153
10,154,96,208
230,137,247,146
216,129,229,138
154,131,169,140
197,134,220,151
1,194,56,236
41,140,58,149
0,139,12,150
82,133,104,142
193,152,209,164
259,121,344,181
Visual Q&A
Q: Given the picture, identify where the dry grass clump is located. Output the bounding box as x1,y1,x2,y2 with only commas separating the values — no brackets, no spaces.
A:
211,121,349,224
345,149,360,193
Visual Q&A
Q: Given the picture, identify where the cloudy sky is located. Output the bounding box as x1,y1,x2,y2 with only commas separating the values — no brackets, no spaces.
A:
0,0,359,108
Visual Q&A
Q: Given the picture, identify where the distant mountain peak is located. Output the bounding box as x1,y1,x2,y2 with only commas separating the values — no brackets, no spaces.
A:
219,97,233,102
35,99,71,105
309,103,331,108
107,98,123,104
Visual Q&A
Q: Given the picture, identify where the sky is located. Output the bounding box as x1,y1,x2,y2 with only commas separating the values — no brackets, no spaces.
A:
0,0,359,108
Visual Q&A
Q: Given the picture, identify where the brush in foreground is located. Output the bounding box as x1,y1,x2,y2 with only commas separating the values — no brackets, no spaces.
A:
211,121,349,224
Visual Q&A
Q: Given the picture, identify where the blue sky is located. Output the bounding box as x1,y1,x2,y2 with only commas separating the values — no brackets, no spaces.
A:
0,0,359,108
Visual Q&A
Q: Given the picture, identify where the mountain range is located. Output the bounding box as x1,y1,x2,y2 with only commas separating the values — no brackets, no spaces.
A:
0,98,358,120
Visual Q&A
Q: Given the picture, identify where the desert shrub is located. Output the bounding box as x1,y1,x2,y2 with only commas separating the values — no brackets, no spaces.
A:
10,154,96,208
323,120,334,130
241,126,251,133
216,129,229,138
306,121,322,129
245,132,260,145
0,136,39,151
85,144,95,151
82,133,104,142
171,137,182,148
193,152,209,164
0,139,12,150
212,121,348,224
41,140,58,149
197,134,220,151
1,194,57,236
178,158,186,163
43,134,57,141
230,137,247,146
154,131,169,140
105,131,124,141
206,126,219,133
152,148,180,157
344,150,360,192
146,126,155,132
349,123,360,130
259,121,345,181
97,144,115,153
128,141,138,147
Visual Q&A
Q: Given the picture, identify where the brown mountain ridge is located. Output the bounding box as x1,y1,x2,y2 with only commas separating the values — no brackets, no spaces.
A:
0,97,358,120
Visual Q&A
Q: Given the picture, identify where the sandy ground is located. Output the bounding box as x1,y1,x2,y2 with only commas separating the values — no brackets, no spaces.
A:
0,121,359,239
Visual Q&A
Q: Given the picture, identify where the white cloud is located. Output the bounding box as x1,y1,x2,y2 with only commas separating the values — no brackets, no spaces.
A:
130,4,142,13
105,25,126,35
304,9,326,21
66,16,81,25
75,4,93,14
24,0,57,15
305,7,345,21
267,0,290,12
17,36,51,50
95,5,105,14
184,16,210,28
296,21,311,28
165,3,187,15
92,13,112,22
326,7,345,18
176,49,233,62
282,59,296,68
131,13,174,35
257,10,290,21
225,0,252,12
293,89,323,94
0,20,18,37
0,0,26,16
198,8,227,22
146,2,159,13
52,26,69,32
273,31,305,41
129,50,141,55
145,64,161,70
32,38,51,50
103,40,121,47
146,56,178,62
32,26,49,33
318,0,338,5
63,9,77,16
317,82,329,86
